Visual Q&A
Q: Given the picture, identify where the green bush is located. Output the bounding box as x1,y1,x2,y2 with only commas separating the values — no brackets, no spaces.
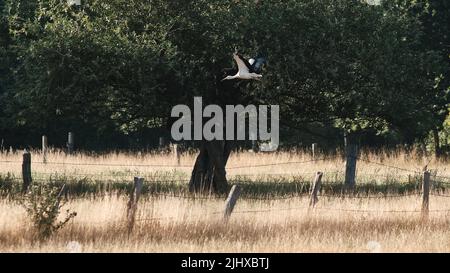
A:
22,183,77,240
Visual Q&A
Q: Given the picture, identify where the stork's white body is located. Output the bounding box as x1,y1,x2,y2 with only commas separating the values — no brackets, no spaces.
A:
234,71,262,80
221,53,263,81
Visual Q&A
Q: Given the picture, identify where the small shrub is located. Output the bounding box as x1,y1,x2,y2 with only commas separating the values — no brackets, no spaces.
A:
22,183,77,240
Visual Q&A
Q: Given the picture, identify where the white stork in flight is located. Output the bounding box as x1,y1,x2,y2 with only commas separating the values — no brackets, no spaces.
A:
221,53,266,81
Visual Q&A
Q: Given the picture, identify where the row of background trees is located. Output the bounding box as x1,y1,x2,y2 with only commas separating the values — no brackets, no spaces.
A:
0,0,449,154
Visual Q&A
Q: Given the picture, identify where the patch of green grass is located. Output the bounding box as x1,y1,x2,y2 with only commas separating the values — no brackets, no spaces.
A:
2,172,448,200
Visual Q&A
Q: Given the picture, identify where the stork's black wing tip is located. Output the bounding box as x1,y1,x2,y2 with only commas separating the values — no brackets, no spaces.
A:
251,53,267,73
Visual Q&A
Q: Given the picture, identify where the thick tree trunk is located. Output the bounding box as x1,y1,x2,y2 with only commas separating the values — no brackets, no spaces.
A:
189,140,234,194
187,68,245,194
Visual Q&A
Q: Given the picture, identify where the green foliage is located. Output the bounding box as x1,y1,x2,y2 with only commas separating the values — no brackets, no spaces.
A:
22,183,77,239
0,0,448,148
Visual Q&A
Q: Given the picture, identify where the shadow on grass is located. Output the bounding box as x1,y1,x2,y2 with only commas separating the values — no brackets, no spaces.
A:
1,172,449,200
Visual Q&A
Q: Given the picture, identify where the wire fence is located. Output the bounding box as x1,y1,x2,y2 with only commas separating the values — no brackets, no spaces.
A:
357,158,423,174
61,190,445,201
31,190,432,201
0,157,326,169
5,188,450,227
430,193,450,198
0,160,193,168
2,156,449,177
2,155,450,195
80,204,450,226
84,206,450,226
2,155,450,223
317,192,422,199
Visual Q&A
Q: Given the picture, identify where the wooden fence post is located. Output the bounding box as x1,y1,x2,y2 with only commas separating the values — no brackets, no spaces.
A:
172,144,180,165
22,149,32,192
312,143,318,160
309,172,323,208
127,177,144,232
422,171,430,220
344,144,357,190
67,132,74,154
42,135,47,164
224,185,241,221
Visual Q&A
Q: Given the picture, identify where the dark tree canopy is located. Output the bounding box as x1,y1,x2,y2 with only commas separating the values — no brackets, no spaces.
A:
0,0,448,150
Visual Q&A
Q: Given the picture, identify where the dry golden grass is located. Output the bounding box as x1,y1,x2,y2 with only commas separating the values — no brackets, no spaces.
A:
0,149,449,252
0,195,449,252
1,147,449,180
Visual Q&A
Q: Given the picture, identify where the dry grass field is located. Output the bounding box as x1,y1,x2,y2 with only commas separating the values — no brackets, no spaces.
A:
0,148,449,253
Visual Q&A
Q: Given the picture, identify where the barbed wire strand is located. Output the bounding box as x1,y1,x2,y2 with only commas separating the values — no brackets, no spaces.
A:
3,157,450,180
3,155,450,176
318,192,421,199
357,158,422,174
430,193,450,198
0,158,328,169
226,158,328,169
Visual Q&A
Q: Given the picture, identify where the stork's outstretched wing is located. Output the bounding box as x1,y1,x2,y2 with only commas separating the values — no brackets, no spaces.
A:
233,53,251,74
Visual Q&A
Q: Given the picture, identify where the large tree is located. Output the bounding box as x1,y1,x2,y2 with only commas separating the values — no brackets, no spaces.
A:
0,0,447,172
382,0,449,154
162,0,449,192
2,0,183,148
